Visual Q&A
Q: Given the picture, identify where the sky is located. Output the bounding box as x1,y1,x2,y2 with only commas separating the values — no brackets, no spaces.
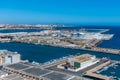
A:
0,0,120,25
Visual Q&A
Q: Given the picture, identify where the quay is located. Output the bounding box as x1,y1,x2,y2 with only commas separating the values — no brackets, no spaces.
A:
84,47,120,55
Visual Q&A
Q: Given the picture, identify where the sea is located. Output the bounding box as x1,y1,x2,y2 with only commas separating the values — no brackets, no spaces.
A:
0,26,120,79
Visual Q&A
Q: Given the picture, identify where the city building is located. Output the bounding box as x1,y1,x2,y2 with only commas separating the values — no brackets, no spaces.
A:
0,50,21,65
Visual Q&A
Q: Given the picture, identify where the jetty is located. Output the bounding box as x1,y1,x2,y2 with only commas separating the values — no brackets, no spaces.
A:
86,47,120,55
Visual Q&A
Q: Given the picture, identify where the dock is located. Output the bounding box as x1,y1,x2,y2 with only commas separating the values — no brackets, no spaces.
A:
88,47,120,55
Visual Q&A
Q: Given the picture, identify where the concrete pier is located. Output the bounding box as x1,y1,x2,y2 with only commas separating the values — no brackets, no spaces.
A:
90,47,120,55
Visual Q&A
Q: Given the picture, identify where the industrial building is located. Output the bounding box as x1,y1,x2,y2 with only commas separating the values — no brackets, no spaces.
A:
57,54,99,72
0,50,21,65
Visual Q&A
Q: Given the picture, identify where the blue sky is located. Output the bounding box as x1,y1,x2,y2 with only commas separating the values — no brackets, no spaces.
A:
0,0,120,25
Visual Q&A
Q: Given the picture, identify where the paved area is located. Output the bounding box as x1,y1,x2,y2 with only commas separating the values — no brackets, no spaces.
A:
43,72,71,80
7,63,30,70
4,62,82,80
23,67,50,76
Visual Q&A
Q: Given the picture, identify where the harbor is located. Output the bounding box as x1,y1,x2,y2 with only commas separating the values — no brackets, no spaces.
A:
11,30,120,55
0,28,119,55
0,27,120,79
1,0,120,79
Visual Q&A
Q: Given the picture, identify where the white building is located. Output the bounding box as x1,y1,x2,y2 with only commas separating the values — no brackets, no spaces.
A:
11,53,21,64
68,54,99,71
0,50,21,65
57,54,99,72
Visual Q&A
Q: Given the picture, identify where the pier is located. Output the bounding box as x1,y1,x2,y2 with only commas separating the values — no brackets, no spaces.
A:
87,47,120,55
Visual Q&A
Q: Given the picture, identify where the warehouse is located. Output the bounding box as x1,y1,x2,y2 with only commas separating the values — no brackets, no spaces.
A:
58,54,99,72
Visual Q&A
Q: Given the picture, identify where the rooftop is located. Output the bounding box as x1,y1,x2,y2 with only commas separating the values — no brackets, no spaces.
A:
72,54,93,63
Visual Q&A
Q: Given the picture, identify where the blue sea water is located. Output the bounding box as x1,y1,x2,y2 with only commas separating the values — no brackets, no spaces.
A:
0,42,120,63
97,27,120,49
0,26,120,79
